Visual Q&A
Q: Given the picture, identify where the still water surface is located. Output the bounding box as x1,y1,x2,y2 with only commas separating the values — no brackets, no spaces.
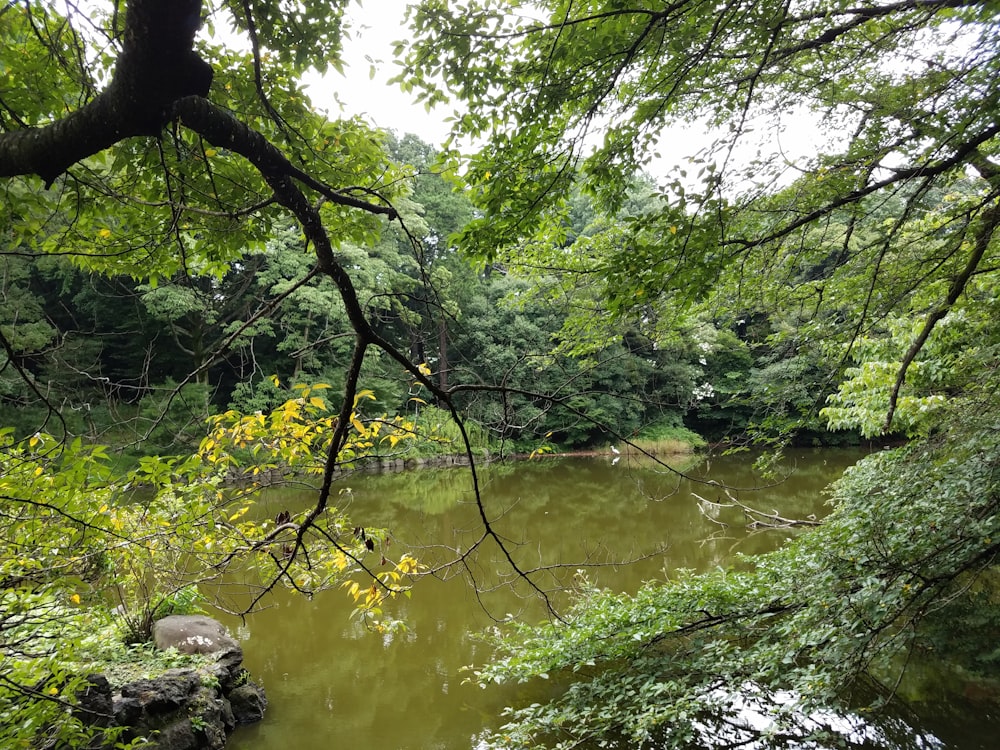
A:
218,450,995,750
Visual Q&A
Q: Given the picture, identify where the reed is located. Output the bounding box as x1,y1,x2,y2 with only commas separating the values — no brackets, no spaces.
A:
609,424,705,457
623,437,697,456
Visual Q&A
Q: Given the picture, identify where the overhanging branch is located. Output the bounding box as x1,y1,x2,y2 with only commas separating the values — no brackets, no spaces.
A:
0,0,211,185
883,198,1000,432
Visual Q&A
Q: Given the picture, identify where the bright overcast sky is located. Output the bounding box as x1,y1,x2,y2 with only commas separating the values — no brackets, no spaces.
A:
301,0,454,146
296,0,830,189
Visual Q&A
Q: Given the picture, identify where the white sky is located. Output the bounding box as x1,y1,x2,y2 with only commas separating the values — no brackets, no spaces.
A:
303,0,829,188
302,0,455,146
291,0,835,195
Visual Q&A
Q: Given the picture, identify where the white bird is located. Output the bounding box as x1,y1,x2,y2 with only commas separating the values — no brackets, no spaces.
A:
610,445,620,455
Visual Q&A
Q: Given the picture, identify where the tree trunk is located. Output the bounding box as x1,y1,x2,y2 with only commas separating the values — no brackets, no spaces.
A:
437,317,449,392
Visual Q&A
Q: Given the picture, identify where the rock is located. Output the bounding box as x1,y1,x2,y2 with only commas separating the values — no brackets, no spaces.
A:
153,615,241,656
74,673,113,727
72,674,115,748
229,682,267,724
111,666,262,750
90,616,267,749
118,669,201,716
206,647,245,691
145,718,198,750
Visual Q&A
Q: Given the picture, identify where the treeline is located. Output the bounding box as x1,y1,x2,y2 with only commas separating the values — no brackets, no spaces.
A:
1,134,857,456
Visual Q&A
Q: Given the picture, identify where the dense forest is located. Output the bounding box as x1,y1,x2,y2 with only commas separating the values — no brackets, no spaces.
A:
2,0,999,748
1,129,849,456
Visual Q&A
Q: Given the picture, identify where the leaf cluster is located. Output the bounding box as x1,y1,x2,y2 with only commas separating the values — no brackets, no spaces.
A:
471,397,1000,749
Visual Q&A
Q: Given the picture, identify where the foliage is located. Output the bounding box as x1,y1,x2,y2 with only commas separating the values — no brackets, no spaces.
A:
134,381,214,456
404,0,1000,263
821,308,998,438
394,1,1000,742
0,591,139,750
469,398,1000,749
0,383,429,746
4,0,1000,746
402,0,1000,440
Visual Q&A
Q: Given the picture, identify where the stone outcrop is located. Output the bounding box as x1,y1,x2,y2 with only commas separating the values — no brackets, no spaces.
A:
152,615,241,656
84,615,266,750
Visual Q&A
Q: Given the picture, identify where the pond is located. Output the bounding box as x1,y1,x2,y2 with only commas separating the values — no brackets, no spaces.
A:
217,449,997,750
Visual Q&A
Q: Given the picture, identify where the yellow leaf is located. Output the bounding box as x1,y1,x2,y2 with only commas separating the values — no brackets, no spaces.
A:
228,506,249,522
343,581,362,601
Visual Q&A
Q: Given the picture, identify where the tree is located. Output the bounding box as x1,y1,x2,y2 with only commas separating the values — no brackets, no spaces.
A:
402,0,1000,428
0,0,441,494
4,0,998,746
2,4,653,745
398,0,1000,746
0,2,454,744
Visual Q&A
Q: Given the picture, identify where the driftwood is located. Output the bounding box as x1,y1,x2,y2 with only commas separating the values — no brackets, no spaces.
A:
693,487,820,531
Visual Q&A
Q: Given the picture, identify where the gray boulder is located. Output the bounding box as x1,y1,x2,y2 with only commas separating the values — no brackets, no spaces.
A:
92,615,266,749
152,615,241,656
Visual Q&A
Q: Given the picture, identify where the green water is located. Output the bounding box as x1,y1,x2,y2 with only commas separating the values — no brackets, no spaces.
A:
217,450,996,749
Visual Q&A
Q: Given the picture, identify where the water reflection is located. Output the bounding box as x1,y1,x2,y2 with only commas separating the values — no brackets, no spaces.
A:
215,449,985,750
691,682,947,750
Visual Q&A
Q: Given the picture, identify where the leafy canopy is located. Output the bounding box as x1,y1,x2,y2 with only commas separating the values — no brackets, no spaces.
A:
398,0,1000,746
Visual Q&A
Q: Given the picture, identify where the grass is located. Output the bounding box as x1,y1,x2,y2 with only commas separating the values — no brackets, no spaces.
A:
66,611,214,688
618,424,706,456
624,436,700,455
93,642,213,687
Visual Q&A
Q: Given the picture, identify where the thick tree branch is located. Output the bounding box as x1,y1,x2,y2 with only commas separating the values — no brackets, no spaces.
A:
171,96,398,220
883,199,1000,432
773,0,982,60
0,0,211,185
725,123,1000,252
